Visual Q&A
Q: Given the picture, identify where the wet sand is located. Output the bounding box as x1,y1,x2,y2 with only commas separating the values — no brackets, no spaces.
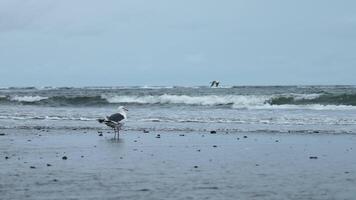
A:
1,129,356,200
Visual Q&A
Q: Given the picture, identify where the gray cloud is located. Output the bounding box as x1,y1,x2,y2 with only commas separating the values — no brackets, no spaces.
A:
0,0,356,86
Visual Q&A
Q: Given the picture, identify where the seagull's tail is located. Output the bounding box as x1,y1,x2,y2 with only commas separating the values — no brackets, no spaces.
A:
97,118,106,123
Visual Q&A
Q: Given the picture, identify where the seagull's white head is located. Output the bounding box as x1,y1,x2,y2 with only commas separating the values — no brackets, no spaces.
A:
118,106,128,111
117,106,128,118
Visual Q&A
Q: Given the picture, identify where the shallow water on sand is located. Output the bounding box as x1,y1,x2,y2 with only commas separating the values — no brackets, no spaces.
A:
1,129,356,200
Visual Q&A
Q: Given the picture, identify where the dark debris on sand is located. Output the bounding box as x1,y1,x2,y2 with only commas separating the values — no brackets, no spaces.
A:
62,156,68,160
138,189,150,192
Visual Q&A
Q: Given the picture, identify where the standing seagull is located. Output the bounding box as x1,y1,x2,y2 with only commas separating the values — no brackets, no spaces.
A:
97,106,128,139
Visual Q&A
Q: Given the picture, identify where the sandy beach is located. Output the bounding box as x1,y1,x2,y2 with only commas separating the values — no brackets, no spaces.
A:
1,129,355,200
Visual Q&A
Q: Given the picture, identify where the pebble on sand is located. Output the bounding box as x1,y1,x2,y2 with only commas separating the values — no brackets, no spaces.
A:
309,156,318,159
47,164,52,167
313,131,320,133
243,136,248,138
210,130,217,134
62,156,68,160
143,130,149,133
179,134,185,136
156,134,161,138
5,156,9,159
30,166,36,169
98,133,103,136
194,166,199,168
0,133,5,136
213,145,218,148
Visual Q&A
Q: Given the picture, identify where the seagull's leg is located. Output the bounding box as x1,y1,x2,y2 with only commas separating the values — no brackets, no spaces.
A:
113,128,116,139
116,125,120,139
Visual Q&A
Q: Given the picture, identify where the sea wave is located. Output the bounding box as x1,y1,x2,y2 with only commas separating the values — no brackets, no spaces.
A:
0,93,355,109
103,94,268,106
267,93,356,106
0,115,95,121
10,95,49,102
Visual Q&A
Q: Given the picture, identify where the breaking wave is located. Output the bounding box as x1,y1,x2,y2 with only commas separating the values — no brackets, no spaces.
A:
0,93,356,109
10,95,49,102
0,115,94,121
267,93,356,106
104,94,267,106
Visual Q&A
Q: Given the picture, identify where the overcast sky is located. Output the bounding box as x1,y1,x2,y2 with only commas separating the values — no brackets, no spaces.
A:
0,0,355,86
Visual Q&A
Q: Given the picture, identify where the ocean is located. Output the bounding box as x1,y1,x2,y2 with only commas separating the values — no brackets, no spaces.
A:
1,85,356,134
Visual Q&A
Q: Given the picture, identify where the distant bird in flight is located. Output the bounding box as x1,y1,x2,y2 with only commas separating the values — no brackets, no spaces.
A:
210,81,220,87
97,106,128,139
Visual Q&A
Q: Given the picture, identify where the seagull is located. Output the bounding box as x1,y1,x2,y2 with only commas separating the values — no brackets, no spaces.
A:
97,106,128,139
210,81,220,87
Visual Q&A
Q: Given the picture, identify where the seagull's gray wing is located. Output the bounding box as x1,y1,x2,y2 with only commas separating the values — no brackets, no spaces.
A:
107,113,125,122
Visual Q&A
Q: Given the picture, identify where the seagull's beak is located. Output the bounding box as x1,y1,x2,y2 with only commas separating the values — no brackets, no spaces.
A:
123,108,128,111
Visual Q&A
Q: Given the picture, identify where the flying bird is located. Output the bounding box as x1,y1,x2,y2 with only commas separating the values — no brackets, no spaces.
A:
97,106,128,139
210,81,220,87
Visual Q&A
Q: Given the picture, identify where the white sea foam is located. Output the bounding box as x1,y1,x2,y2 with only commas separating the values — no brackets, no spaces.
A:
291,93,322,100
1,91,353,111
103,94,356,110
0,115,94,121
10,95,49,102
103,94,269,107
245,104,356,110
